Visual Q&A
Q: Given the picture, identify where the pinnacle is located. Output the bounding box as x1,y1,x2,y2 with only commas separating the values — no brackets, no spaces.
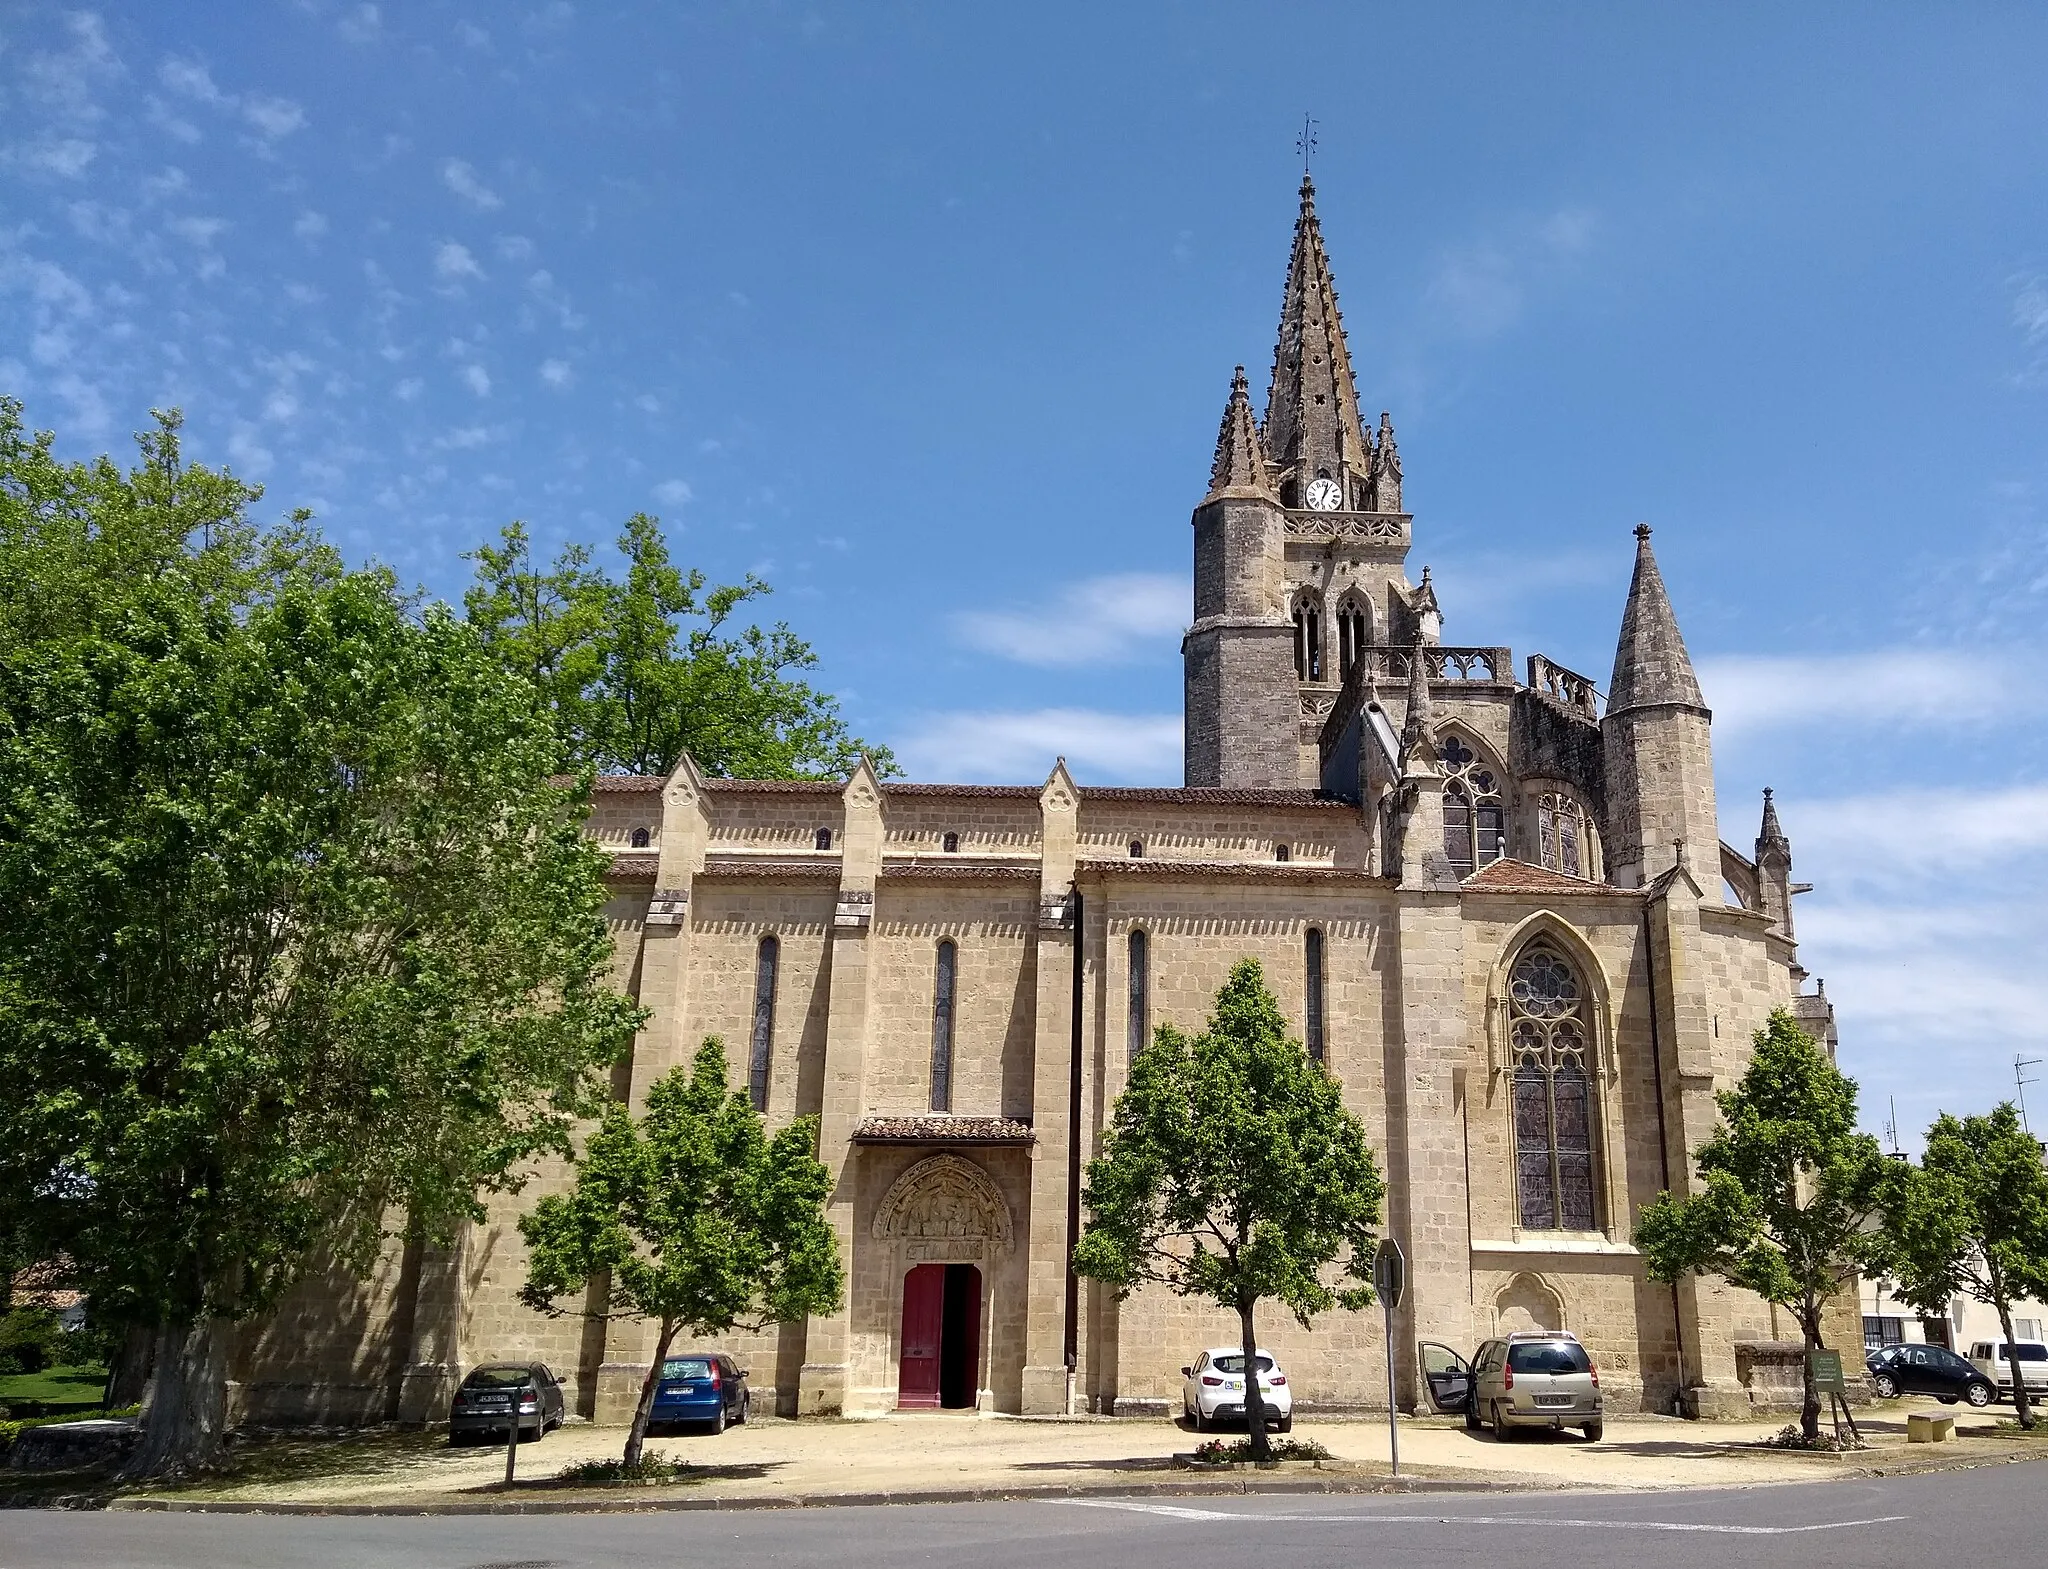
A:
1262,175,1369,501
1203,365,1277,501
1399,634,1436,755
1759,786,1786,845
1607,524,1707,716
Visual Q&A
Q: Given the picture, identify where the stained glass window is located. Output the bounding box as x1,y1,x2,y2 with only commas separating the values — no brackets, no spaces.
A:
1508,945,1597,1230
1538,793,1591,880
1438,733,1505,873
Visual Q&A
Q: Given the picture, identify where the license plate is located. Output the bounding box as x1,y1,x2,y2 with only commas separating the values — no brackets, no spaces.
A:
1535,1394,1573,1407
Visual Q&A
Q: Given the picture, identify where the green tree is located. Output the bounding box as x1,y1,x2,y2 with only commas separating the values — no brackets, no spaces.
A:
1877,1103,2048,1429
1634,1010,1899,1441
519,1040,843,1465
0,403,644,1477
1072,959,1385,1461
464,517,892,779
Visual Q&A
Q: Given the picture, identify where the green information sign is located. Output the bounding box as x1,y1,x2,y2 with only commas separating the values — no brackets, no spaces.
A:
1808,1349,1846,1394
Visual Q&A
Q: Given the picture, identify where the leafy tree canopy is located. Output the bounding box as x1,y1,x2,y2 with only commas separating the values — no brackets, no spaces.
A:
1073,958,1384,1458
520,1039,842,1464
1877,1103,2048,1428
1634,1009,1900,1439
464,517,893,779
0,402,644,1476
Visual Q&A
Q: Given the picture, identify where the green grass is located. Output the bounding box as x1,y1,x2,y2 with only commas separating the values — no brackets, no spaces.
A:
0,1363,107,1412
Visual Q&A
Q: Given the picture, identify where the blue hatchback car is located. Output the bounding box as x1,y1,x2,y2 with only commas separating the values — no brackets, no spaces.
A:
649,1352,751,1433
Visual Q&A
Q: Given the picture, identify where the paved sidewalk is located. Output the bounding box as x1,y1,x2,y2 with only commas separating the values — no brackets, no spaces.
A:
107,1407,2048,1512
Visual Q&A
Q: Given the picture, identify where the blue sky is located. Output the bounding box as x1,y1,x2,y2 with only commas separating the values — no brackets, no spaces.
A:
4,1,2047,1143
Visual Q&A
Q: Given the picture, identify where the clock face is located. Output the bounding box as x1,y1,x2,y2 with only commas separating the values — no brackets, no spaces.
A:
1305,476,1344,511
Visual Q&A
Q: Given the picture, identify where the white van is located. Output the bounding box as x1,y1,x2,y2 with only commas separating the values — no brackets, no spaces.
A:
1966,1340,2048,1398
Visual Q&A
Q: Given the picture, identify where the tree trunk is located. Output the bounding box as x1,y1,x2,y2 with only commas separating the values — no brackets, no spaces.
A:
623,1321,679,1468
1994,1297,2035,1430
1797,1301,1823,1443
1237,1301,1271,1462
103,1321,157,1411
120,1318,232,1480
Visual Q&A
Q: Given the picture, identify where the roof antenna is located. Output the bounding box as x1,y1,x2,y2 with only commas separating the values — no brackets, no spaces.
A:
1296,114,1319,177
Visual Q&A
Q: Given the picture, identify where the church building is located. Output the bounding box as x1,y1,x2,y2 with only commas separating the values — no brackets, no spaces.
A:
234,177,1847,1427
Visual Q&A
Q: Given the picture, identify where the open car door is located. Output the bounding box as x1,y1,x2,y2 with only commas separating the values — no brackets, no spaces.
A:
1419,1341,1473,1414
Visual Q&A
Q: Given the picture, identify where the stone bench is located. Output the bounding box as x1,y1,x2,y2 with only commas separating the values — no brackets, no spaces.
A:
1906,1411,1956,1443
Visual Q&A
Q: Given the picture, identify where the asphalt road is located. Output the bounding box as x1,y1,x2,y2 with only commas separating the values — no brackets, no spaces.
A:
3,1462,2038,1569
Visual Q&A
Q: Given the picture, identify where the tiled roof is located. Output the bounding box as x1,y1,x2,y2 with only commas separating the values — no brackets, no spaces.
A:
1077,857,1381,883
1081,787,1354,809
852,1116,1035,1145
606,854,659,880
880,860,1039,880
697,856,839,879
1461,858,1625,896
589,774,663,793
703,778,842,794
885,783,1041,799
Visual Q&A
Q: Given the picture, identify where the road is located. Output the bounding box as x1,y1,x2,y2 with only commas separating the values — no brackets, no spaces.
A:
3,1462,2036,1569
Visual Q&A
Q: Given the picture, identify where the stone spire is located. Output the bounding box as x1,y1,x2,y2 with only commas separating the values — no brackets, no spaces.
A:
1758,787,1787,850
1203,366,1277,502
1399,638,1436,758
1262,175,1371,508
1370,410,1402,512
1608,525,1707,716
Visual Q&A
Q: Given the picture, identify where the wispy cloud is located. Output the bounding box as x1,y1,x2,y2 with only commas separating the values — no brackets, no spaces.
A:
895,708,1182,783
1698,648,2048,738
651,478,692,506
952,572,1186,667
434,241,484,281
1423,205,1598,340
442,158,502,210
1776,784,2048,884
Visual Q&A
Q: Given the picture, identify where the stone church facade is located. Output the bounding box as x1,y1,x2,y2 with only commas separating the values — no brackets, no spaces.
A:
230,178,1848,1427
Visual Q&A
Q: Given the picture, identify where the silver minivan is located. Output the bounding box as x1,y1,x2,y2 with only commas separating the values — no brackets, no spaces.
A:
1422,1331,1603,1441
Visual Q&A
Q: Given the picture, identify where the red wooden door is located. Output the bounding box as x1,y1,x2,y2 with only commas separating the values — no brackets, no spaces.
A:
897,1264,945,1408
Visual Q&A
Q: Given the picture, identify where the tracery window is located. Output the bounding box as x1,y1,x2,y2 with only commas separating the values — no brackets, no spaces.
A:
1304,927,1326,1065
1509,946,1596,1231
1336,597,1371,682
1437,734,1505,873
1538,793,1593,880
1126,929,1149,1061
1293,594,1324,682
930,940,957,1112
748,935,779,1112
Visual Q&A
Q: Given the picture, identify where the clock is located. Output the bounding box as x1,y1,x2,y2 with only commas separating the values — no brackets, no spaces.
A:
1304,476,1344,511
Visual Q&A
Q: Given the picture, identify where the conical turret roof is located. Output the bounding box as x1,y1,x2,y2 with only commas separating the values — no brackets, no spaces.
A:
1263,175,1370,500
1608,525,1707,716
1203,366,1278,502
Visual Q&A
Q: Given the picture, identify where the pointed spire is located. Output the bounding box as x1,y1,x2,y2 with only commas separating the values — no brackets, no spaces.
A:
1263,175,1370,505
1607,524,1707,716
1759,786,1786,848
1203,366,1278,502
1371,410,1402,512
1399,637,1436,757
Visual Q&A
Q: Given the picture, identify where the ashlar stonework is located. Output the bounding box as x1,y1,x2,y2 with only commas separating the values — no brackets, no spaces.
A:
227,176,1850,1429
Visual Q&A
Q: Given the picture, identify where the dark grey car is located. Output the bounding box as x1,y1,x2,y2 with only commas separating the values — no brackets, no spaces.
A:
447,1362,566,1444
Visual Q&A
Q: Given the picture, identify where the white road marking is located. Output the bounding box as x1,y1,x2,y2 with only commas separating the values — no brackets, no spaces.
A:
1055,1499,1908,1535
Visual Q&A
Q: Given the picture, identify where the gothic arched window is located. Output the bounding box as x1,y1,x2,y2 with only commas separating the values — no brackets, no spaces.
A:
748,935,779,1112
1438,734,1505,873
930,940,957,1112
815,827,833,851
1336,596,1371,682
1304,927,1326,1065
1293,593,1324,683
942,831,959,853
1509,945,1597,1231
1538,793,1594,880
1126,929,1149,1061
629,826,651,849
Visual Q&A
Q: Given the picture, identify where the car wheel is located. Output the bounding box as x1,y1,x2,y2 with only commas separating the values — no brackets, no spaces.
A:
1275,1413,1293,1434
737,1393,750,1426
1491,1400,1512,1440
447,1429,466,1447
709,1401,726,1435
1872,1373,1899,1398
1967,1382,1994,1408
1582,1421,1603,1442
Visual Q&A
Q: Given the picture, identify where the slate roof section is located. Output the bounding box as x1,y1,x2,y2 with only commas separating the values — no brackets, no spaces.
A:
1461,858,1626,896
851,1116,1036,1146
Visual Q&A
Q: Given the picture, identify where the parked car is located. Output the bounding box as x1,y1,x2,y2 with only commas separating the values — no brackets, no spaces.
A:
1965,1340,2048,1401
1421,1331,1602,1441
447,1362,566,1444
1180,1347,1293,1433
1865,1343,1994,1406
649,1352,751,1433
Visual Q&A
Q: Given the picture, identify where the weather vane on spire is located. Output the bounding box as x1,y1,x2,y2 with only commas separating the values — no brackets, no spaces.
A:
1296,114,1319,176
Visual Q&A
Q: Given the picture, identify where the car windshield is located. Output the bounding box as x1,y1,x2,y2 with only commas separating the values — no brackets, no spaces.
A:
462,1367,532,1389
1507,1342,1591,1374
661,1357,715,1378
1209,1355,1275,1374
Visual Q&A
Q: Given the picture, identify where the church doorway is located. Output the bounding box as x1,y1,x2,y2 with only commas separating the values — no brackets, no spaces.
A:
897,1263,982,1409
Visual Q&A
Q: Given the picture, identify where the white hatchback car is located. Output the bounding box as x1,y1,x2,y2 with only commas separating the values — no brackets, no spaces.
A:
1180,1346,1293,1432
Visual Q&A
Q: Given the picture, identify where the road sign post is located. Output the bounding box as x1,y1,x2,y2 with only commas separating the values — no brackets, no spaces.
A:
1374,1237,1406,1477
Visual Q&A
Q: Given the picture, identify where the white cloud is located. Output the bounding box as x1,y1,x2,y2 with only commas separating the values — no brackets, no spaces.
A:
442,158,502,210
395,377,424,401
434,241,484,281
1698,649,2047,737
1775,784,2048,883
539,357,572,388
497,234,534,262
895,708,1183,784
952,572,1186,667
652,478,693,506
461,363,492,397
1424,205,1599,340
456,21,491,49
294,210,328,240
338,4,383,44
242,96,306,140
5,139,96,178
168,215,228,247
159,57,227,105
